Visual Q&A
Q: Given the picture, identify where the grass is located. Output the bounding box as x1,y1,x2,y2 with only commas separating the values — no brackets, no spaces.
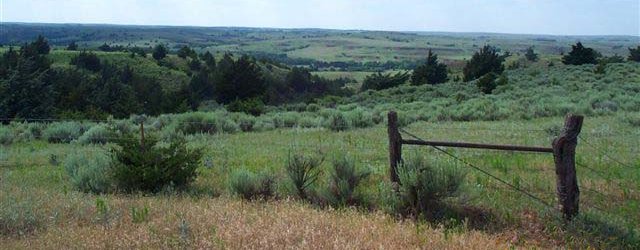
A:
1,114,638,248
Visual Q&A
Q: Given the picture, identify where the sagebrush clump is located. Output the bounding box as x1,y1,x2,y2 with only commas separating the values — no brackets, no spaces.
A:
396,156,465,218
64,152,113,193
322,156,371,207
43,122,85,143
229,169,276,200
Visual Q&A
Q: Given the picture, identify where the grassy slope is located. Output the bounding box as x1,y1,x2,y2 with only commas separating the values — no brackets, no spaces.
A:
1,116,639,248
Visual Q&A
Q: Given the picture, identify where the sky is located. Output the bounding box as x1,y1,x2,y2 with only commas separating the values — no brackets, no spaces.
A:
2,0,639,36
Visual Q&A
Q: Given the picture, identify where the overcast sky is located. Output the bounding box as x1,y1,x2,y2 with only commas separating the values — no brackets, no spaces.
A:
2,0,639,36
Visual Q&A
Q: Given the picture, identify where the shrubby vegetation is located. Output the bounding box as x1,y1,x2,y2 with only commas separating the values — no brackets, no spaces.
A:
463,45,506,81
321,156,371,207
395,155,465,218
229,169,276,200
64,153,113,193
110,133,203,193
563,42,600,65
411,49,448,85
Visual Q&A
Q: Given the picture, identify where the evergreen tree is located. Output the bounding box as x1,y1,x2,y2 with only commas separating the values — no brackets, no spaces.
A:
201,51,216,69
562,42,599,65
524,46,538,62
70,51,102,72
411,49,448,85
152,44,168,60
177,46,196,59
628,46,640,62
361,71,410,91
215,55,265,103
32,35,51,55
286,67,313,93
463,45,505,81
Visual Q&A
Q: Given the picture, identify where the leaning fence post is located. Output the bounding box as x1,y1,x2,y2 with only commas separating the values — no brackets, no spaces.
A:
388,111,402,183
552,114,583,220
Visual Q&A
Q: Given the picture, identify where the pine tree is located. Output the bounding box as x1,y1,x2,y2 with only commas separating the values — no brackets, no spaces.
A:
411,49,448,85
562,42,599,65
524,46,538,62
463,45,505,81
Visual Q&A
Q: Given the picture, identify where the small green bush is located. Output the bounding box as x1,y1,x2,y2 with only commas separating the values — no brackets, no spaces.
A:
43,122,84,143
226,97,265,116
396,156,465,218
78,124,118,145
64,152,113,193
111,133,203,193
324,112,350,131
0,126,13,145
322,156,371,207
229,169,276,200
286,153,323,200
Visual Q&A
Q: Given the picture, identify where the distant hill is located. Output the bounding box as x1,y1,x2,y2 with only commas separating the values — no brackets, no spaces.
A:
2,23,637,65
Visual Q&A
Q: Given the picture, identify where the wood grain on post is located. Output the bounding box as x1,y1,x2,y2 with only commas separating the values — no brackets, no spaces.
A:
552,114,583,220
388,111,402,183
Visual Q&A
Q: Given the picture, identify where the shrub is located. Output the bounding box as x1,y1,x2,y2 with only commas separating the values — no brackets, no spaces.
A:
324,112,350,131
345,108,374,128
111,133,203,193
226,97,265,116
0,126,13,145
322,156,371,207
43,122,84,143
78,124,118,145
476,73,498,94
64,152,113,193
286,153,323,200
396,156,465,218
229,169,276,200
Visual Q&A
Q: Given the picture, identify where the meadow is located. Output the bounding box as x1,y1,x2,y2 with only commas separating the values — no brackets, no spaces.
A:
2,23,640,249
1,110,639,248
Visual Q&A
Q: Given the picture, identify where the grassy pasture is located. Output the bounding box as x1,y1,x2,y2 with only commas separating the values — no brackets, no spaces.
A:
1,115,639,248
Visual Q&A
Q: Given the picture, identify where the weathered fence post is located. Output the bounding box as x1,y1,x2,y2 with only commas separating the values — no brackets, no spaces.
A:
388,111,402,183
552,114,583,220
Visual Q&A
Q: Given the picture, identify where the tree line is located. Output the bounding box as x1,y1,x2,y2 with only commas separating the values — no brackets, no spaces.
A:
0,36,351,121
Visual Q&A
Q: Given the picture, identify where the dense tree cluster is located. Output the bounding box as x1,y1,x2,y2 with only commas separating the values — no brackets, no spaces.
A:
524,46,538,62
0,36,352,120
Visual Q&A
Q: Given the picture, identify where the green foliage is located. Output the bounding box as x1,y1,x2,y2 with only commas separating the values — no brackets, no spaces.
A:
0,126,13,145
629,46,640,62
361,71,410,91
396,155,465,218
229,169,276,200
43,121,84,143
524,46,538,62
411,49,448,85
177,46,196,59
130,205,150,223
64,152,113,194
66,41,78,51
563,42,600,65
286,153,323,200
70,51,102,72
77,123,118,145
174,112,239,134
152,44,168,60
325,112,350,131
226,97,265,116
322,156,371,207
463,45,505,81
476,73,498,94
0,195,42,236
111,133,203,193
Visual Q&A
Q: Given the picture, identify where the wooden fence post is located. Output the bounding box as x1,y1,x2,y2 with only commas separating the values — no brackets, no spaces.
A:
388,111,402,183
552,114,583,220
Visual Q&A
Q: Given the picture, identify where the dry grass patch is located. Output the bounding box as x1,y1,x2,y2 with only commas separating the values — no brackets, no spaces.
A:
1,196,512,249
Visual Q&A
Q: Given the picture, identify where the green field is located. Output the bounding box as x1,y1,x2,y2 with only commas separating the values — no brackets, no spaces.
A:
1,115,639,248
